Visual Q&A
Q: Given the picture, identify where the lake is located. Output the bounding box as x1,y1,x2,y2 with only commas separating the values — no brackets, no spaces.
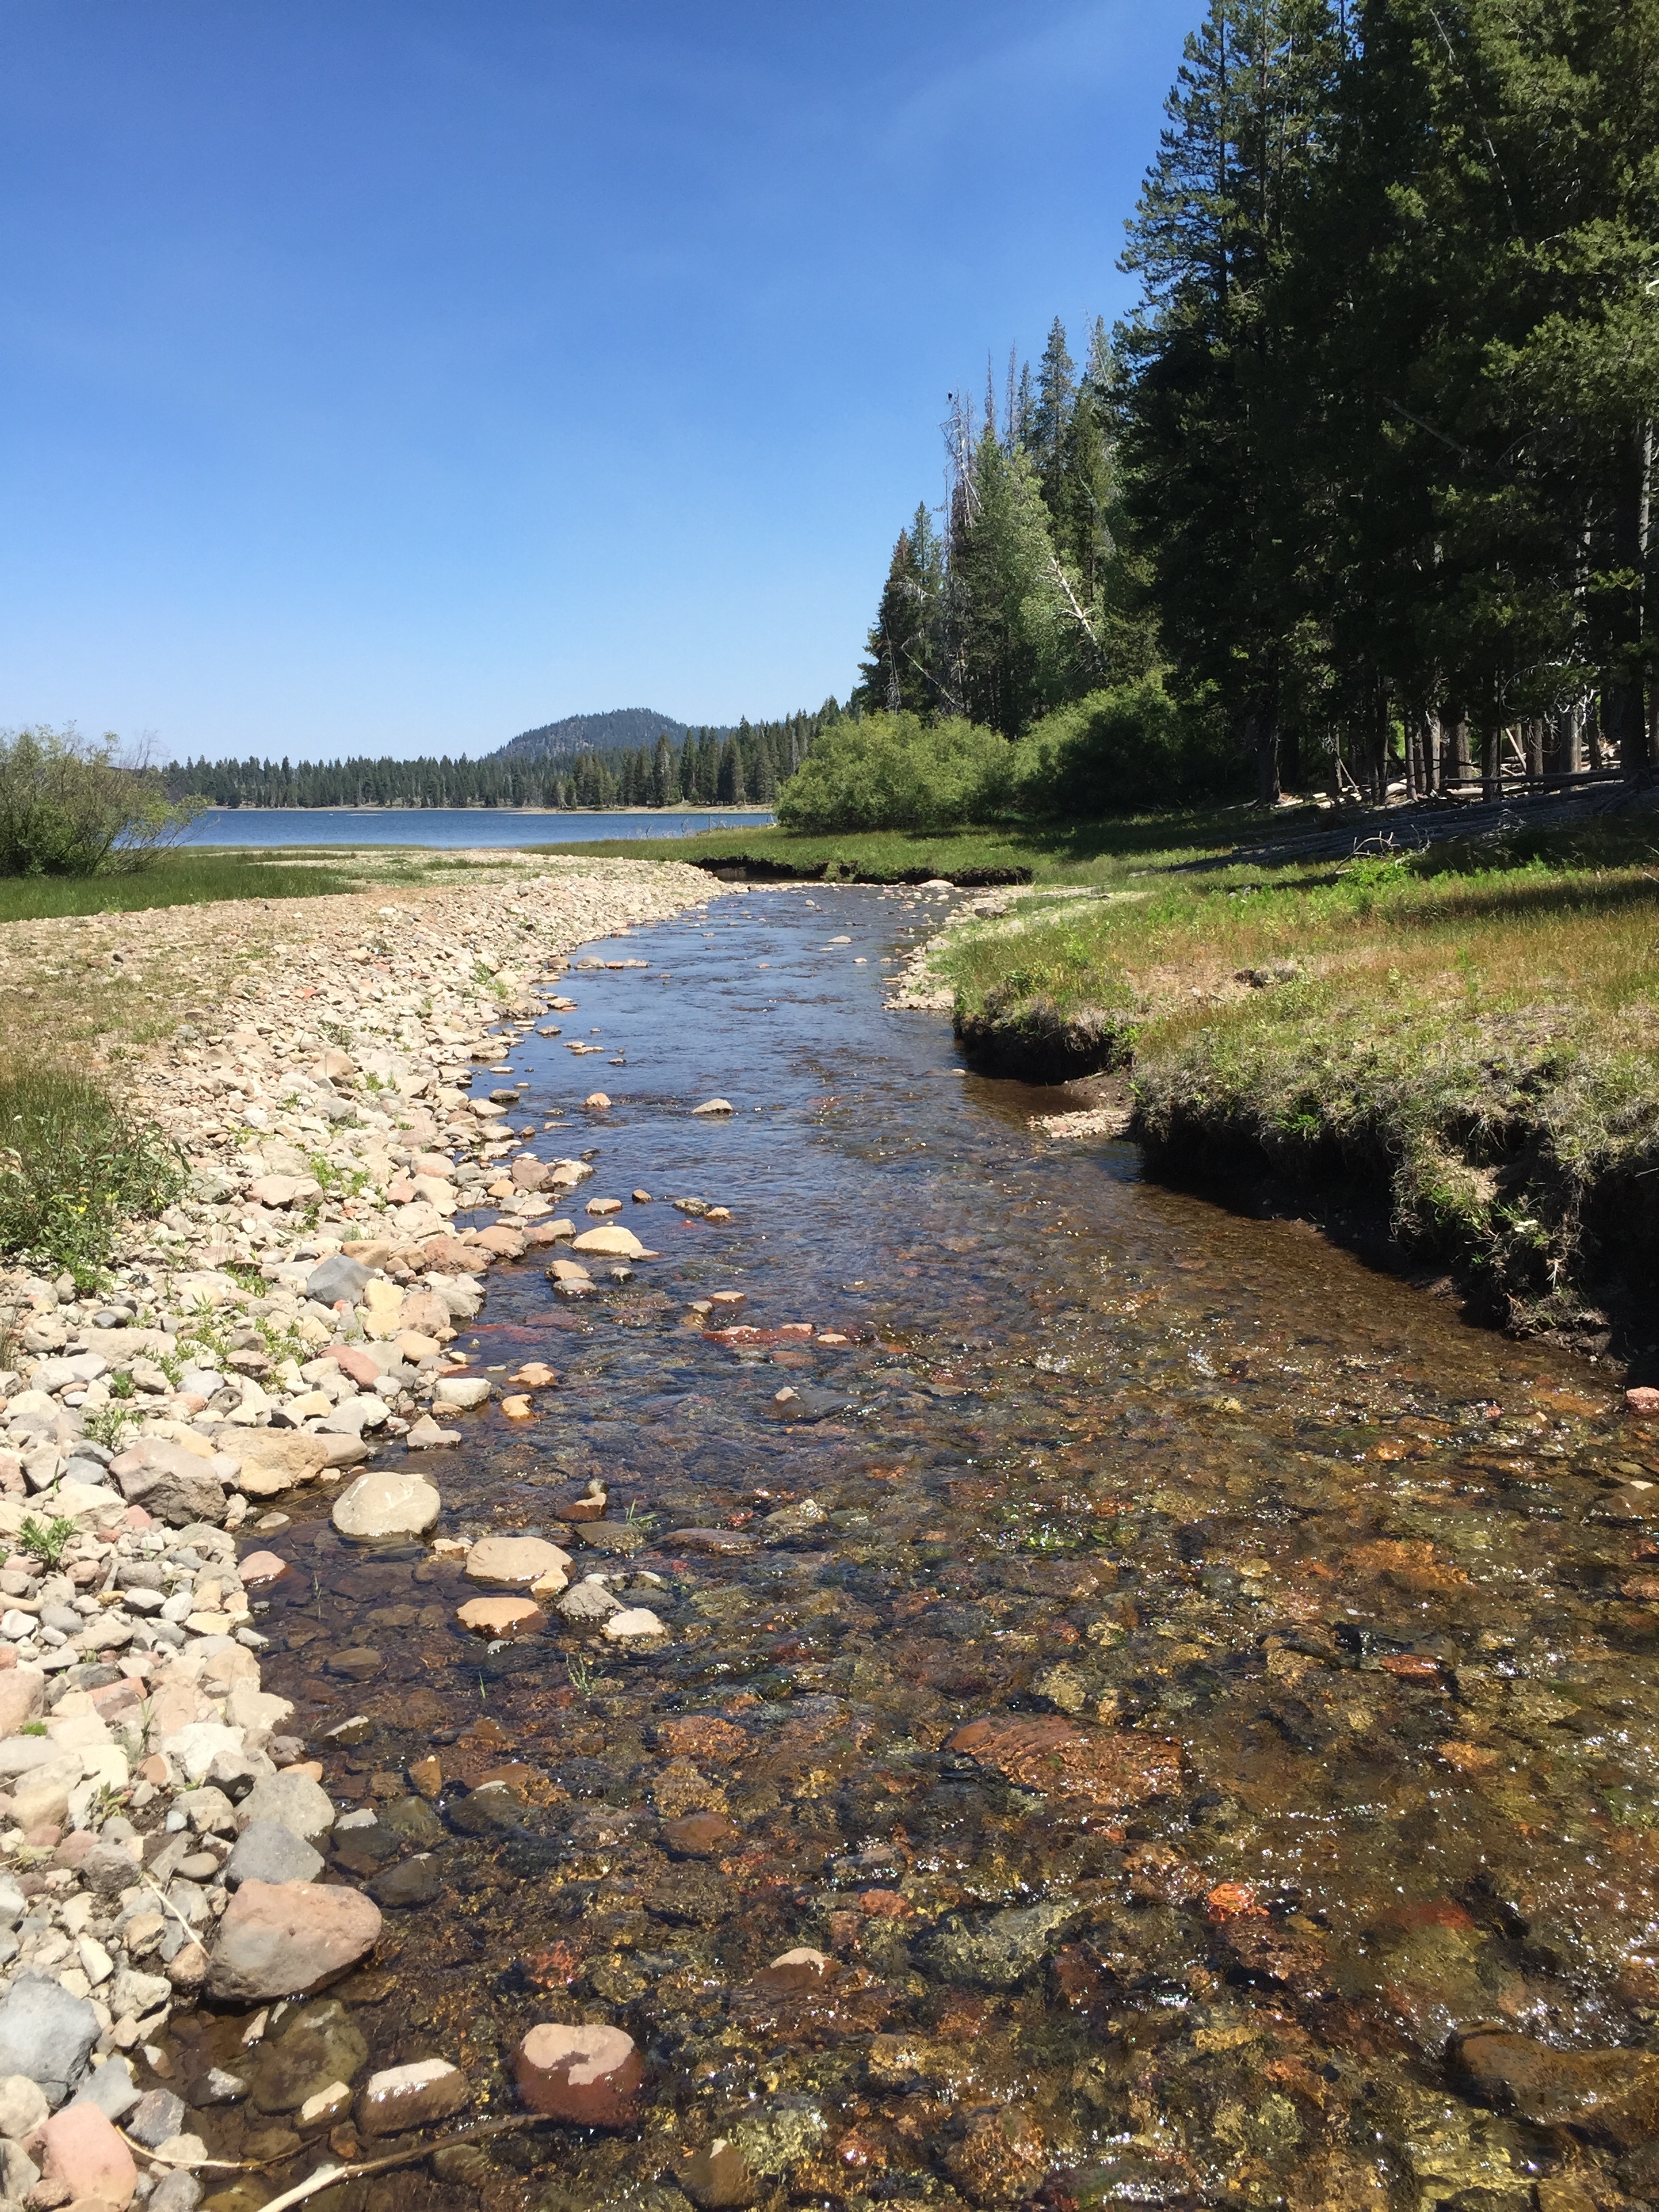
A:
178,805,775,848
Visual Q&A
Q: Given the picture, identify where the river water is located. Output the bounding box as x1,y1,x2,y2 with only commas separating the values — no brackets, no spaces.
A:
202,885,1659,2212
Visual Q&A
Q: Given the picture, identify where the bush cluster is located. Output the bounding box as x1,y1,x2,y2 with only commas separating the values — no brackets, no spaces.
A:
773,682,1240,835
0,728,203,877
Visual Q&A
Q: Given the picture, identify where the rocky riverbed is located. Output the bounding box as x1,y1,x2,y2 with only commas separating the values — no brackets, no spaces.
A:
0,859,730,2212
3,874,1659,2212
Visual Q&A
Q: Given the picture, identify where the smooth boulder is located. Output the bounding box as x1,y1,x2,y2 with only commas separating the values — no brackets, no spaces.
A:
207,1880,382,2002
331,1469,441,1540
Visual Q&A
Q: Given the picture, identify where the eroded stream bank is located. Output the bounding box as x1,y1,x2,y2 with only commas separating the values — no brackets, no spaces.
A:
187,886,1659,2212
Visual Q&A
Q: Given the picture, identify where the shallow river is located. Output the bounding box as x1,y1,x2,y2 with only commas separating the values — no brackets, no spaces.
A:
201,886,1659,2212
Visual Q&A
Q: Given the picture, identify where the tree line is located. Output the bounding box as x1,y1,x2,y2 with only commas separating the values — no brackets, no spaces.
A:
855,0,1658,808
162,709,833,811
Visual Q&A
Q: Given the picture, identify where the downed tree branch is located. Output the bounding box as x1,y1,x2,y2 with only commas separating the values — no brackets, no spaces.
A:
123,2112,544,2200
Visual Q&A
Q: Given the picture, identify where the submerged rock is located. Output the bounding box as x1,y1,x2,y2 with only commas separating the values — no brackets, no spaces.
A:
514,2024,644,2125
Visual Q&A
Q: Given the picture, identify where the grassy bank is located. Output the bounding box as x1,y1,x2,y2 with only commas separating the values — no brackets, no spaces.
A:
0,851,370,924
928,814,1659,1347
529,806,1295,884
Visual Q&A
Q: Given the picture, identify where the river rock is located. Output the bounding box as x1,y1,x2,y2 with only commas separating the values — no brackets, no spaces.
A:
368,1854,441,1909
75,2055,140,2123
224,1820,325,1887
250,1999,368,2114
355,2058,470,2137
1454,2031,1659,2146
455,1596,541,1637
109,1441,228,1526
127,2089,188,2149
237,1771,335,1845
433,1376,491,1410
691,1099,733,1115
558,1578,622,1622
945,1713,1182,1811
0,1669,44,1739
38,2097,137,2208
513,2024,643,2125
207,1880,382,2001
924,1900,1080,1988
464,1536,571,1587
306,1256,373,1307
682,2139,758,2209
0,1971,99,2106
0,2073,47,2137
332,1469,441,1539
224,1431,331,1494
603,1607,666,1639
570,1223,644,1258
238,1551,290,1586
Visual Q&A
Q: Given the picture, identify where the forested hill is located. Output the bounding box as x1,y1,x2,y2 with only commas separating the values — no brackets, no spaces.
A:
163,703,840,811
496,708,721,761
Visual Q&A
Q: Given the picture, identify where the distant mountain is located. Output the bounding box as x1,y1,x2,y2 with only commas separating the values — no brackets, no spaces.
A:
493,708,731,762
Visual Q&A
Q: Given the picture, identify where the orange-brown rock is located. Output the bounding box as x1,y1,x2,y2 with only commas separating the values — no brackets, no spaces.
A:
659,1715,749,1763
944,1713,1181,1810
455,1596,541,1637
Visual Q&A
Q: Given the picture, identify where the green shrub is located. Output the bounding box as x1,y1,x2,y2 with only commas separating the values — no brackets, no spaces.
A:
0,727,204,877
1014,678,1242,815
0,1068,185,1286
775,712,1013,833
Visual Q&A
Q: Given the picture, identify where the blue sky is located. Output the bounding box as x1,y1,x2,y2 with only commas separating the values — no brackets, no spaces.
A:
0,1,1191,761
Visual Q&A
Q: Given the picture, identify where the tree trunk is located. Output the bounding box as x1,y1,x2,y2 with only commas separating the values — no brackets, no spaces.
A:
1606,422,1654,775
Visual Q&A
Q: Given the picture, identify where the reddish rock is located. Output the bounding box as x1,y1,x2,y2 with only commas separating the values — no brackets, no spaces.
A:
662,1814,739,1856
945,1713,1181,1810
1628,1387,1659,1415
39,2101,138,2209
513,2024,643,2125
455,1596,541,1637
659,1716,748,1763
238,1551,290,1586
682,2139,757,2209
330,1345,386,1390
207,1879,382,2001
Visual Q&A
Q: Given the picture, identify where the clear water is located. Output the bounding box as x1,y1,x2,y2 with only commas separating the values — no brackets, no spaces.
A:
178,807,775,849
181,886,1659,2212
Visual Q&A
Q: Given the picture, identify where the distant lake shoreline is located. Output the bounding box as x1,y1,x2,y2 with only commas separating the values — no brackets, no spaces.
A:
178,806,776,848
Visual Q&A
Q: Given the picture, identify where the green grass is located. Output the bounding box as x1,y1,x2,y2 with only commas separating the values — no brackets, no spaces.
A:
525,805,1297,884
0,1066,184,1287
0,851,365,923
927,817,1659,1336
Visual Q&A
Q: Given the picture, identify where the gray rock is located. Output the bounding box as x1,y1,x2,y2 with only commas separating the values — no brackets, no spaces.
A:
190,2066,247,2104
0,1971,100,2106
127,2087,189,2148
74,2053,140,2123
109,1441,228,1528
0,2134,39,2199
224,1820,324,1889
78,1841,142,1899
151,2170,205,2212
378,1795,444,1848
234,1770,335,1846
368,1854,441,1909
305,1256,373,1307
923,1899,1080,1989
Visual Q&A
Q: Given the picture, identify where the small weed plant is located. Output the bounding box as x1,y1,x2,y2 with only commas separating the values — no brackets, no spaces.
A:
0,1067,184,1286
